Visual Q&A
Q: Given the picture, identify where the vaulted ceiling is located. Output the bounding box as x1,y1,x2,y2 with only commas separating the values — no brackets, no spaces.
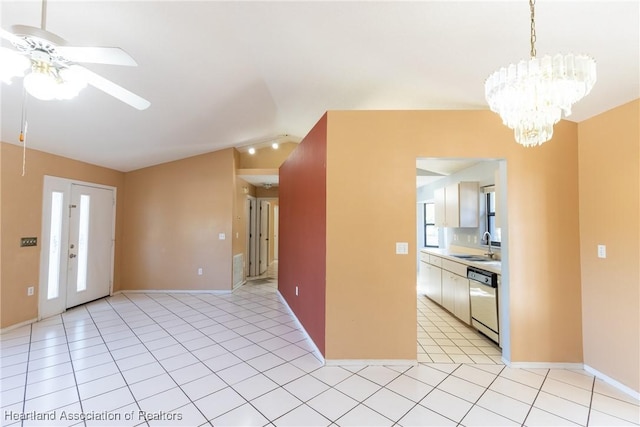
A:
1,1,638,172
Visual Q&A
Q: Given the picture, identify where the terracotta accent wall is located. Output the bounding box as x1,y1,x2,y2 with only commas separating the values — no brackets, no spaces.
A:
323,110,583,362
121,149,235,291
0,142,124,328
279,114,327,355
578,100,640,392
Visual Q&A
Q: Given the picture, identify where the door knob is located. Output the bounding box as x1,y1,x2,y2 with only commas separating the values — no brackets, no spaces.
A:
69,253,77,258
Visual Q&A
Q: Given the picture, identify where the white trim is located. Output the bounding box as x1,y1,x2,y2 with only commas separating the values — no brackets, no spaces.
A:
585,364,640,401
504,360,640,401
0,318,37,334
276,291,325,364
114,289,232,295
325,359,418,367
505,361,584,370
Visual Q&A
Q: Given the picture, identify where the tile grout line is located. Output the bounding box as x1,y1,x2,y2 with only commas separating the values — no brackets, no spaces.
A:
81,302,150,427
60,308,89,427
18,322,34,427
115,289,313,425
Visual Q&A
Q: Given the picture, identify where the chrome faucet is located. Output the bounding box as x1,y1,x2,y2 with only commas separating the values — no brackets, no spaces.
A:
482,231,495,259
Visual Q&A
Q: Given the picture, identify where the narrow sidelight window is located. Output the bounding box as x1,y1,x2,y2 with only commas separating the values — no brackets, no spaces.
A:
76,194,91,292
47,192,64,300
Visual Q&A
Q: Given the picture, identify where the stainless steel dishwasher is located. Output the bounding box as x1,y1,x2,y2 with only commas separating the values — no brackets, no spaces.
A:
467,266,499,344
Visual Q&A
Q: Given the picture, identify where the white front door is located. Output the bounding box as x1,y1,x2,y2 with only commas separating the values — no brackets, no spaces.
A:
66,184,114,308
39,177,115,318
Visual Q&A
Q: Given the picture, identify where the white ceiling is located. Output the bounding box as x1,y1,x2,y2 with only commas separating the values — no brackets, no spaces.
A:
1,1,638,172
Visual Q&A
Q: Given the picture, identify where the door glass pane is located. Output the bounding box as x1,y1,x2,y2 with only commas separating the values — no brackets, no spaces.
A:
76,194,91,292
47,192,64,300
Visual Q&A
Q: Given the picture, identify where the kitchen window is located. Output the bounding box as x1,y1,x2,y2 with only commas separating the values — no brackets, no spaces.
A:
486,191,501,247
423,203,438,247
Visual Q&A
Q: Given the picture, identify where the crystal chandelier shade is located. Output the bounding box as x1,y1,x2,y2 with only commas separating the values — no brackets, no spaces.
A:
484,0,597,147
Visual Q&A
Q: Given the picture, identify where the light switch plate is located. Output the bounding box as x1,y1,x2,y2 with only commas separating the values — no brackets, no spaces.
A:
396,242,409,255
597,244,606,258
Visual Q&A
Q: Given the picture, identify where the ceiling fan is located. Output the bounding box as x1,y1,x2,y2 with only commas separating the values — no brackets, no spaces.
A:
0,0,150,110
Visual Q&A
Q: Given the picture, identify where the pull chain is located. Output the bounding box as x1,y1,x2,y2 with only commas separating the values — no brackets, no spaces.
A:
530,0,537,58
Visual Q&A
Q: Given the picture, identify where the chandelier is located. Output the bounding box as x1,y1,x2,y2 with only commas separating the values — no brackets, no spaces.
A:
484,0,596,147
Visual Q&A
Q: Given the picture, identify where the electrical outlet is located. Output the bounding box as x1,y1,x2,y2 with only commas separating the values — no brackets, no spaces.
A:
218,233,226,240
474,236,478,244
27,286,34,296
295,286,299,296
197,268,203,275
597,245,606,259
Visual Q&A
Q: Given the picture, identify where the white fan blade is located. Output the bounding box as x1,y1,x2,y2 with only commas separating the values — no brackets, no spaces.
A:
0,27,27,47
76,66,150,110
57,46,137,66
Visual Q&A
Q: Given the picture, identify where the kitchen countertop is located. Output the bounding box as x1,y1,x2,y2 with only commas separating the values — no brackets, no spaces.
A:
421,247,502,274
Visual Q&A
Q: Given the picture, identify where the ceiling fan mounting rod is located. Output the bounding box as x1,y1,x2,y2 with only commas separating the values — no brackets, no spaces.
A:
40,0,47,31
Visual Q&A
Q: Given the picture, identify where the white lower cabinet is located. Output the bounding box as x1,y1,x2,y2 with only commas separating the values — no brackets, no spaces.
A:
454,276,470,324
441,272,456,313
425,262,442,304
439,257,472,325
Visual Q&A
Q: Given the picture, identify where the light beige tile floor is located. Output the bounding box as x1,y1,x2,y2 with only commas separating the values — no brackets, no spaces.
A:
1,264,638,426
417,293,504,365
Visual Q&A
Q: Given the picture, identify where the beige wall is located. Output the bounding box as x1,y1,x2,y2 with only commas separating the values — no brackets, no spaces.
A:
121,149,235,291
325,110,583,362
578,100,640,392
0,142,124,328
239,142,298,169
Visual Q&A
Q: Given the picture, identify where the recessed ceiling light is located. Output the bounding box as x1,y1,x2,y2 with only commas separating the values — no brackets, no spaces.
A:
248,147,256,155
272,143,279,149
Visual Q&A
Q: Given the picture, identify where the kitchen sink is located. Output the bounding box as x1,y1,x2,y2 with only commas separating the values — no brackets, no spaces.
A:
451,254,496,262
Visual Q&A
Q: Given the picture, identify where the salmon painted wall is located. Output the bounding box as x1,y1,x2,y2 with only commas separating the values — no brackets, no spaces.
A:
239,142,298,169
578,100,640,393
324,110,583,362
0,142,124,328
121,149,235,291
279,114,327,355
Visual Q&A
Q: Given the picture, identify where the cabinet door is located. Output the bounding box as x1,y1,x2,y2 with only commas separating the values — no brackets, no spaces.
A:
442,272,456,313
434,187,446,227
444,184,460,227
454,277,471,325
418,261,429,295
426,264,442,304
458,182,479,227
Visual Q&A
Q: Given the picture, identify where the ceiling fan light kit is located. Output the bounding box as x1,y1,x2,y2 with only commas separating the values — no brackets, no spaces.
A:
0,0,150,110
484,0,596,147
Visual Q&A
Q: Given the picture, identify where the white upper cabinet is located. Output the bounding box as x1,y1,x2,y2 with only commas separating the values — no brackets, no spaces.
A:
435,182,479,228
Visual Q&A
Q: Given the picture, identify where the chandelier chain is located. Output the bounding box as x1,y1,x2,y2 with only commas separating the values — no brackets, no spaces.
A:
530,0,537,58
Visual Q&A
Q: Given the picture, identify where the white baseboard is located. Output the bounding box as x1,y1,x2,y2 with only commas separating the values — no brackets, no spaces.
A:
0,318,37,334
506,361,585,370
325,359,418,367
585,364,640,401
504,360,639,400
114,289,232,295
276,291,325,364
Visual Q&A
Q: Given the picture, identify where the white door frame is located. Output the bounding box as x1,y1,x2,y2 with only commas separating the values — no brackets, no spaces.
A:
274,205,279,261
38,176,116,319
247,196,257,277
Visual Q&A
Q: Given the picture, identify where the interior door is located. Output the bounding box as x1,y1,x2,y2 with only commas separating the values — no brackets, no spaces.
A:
66,184,114,308
259,200,270,275
247,197,257,277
